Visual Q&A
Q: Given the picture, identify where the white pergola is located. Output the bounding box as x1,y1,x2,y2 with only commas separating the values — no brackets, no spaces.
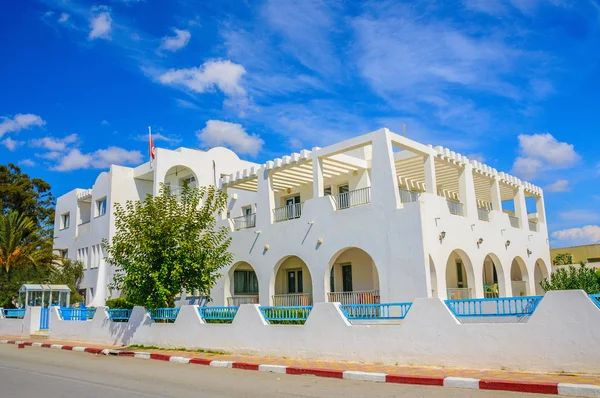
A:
18,284,71,309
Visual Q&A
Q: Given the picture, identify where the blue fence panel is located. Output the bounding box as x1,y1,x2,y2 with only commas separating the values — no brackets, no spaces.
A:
445,296,543,317
59,307,96,321
2,309,26,319
590,294,600,309
259,306,312,322
340,302,412,320
107,308,132,321
148,308,180,322
40,308,49,330
198,306,238,321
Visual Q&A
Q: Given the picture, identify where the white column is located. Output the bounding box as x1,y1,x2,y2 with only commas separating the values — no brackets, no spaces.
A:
459,163,478,219
371,130,401,209
491,178,503,212
536,193,547,224
514,186,528,229
424,154,437,195
312,155,324,199
256,167,274,229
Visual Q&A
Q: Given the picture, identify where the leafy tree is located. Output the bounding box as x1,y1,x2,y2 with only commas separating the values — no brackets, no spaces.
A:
552,253,573,266
540,263,600,294
48,258,84,304
104,184,232,309
0,164,55,228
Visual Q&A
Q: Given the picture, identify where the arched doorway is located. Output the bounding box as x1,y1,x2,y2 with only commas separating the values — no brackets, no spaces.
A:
482,254,505,298
272,256,313,306
445,250,475,299
326,247,380,304
429,256,438,298
510,257,529,297
163,165,198,197
534,259,549,295
226,262,259,306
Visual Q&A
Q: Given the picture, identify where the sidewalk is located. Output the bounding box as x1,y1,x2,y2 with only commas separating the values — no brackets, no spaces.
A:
2,334,600,395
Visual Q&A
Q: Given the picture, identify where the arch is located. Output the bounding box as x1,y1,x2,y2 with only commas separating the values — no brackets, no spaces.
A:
325,247,380,304
271,255,313,306
534,258,549,295
510,256,530,297
445,249,475,299
429,255,438,298
224,261,260,306
163,165,198,192
482,253,506,298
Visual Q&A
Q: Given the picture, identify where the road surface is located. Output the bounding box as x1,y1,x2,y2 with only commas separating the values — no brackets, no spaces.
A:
0,344,548,397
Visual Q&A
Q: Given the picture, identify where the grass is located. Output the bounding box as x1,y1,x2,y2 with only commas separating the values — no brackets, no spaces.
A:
127,344,228,355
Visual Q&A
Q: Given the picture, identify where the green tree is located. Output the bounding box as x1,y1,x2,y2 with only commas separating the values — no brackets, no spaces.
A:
48,258,84,304
552,253,573,266
103,184,232,309
0,164,55,228
540,262,600,294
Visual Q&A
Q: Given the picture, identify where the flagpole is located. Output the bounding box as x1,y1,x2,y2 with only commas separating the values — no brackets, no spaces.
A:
148,126,152,168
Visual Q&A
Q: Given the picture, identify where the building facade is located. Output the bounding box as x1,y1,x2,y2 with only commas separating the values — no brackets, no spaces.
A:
53,128,551,307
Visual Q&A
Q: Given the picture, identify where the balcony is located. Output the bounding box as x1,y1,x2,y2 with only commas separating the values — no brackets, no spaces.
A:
509,215,520,228
77,221,91,237
332,187,371,210
232,213,256,231
529,221,538,232
328,290,380,305
477,208,490,222
272,293,312,306
446,200,464,216
399,188,419,204
273,202,303,223
227,295,259,306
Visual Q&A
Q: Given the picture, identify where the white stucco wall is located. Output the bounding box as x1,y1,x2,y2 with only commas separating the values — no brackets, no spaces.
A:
3,291,592,373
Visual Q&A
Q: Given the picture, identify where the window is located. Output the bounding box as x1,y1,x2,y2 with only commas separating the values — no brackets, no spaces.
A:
61,212,70,229
181,176,196,187
456,261,464,288
287,270,303,294
337,184,350,209
233,270,258,294
243,205,253,216
587,257,600,263
330,267,335,293
77,247,90,269
284,195,301,219
78,289,87,305
96,198,107,217
59,249,68,258
90,244,102,269
342,264,353,292
324,186,332,196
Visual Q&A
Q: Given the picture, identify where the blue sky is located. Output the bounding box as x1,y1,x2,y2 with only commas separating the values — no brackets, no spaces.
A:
1,0,599,247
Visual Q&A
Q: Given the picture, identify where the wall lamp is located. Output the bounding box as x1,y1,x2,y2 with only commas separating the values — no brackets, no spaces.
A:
527,249,532,256
477,238,484,245
439,231,446,241
505,240,511,248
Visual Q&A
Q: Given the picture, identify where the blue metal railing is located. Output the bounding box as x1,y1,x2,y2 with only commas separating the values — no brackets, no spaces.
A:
107,308,132,321
340,302,412,320
590,294,600,309
198,306,238,321
260,306,312,322
59,307,97,321
2,309,26,319
148,308,180,322
445,296,543,317
40,308,49,330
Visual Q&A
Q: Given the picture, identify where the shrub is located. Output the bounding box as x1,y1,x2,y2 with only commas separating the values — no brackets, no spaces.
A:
540,262,600,294
104,296,135,309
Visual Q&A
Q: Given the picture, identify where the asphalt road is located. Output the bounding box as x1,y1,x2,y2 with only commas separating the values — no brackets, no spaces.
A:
0,344,549,397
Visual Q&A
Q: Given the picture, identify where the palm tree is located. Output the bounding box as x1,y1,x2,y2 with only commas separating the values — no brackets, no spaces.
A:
0,211,55,276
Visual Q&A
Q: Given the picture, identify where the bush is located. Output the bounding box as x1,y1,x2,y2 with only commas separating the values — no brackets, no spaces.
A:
104,296,135,309
540,263,600,294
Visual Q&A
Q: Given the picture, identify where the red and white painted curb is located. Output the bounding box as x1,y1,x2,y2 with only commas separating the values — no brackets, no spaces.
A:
2,340,599,397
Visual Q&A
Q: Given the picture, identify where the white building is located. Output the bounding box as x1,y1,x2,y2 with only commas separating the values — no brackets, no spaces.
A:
53,128,551,307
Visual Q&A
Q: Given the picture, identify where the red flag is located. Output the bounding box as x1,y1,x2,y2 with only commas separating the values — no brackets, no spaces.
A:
148,126,156,160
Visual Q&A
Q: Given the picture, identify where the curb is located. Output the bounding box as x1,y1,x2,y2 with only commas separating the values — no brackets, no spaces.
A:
2,340,599,397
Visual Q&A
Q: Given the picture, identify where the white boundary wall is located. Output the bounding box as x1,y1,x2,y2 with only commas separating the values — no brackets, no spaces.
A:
3,291,599,373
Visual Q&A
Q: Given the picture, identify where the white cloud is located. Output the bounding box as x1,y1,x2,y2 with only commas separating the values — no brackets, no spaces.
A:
160,28,191,52
558,210,600,223
19,159,36,167
101,119,109,125
58,13,70,23
89,8,112,40
1,137,24,151
197,120,263,156
545,179,570,193
137,132,181,144
512,133,580,180
0,113,46,138
30,134,78,151
157,59,246,97
52,146,142,171
552,225,600,244
467,153,485,163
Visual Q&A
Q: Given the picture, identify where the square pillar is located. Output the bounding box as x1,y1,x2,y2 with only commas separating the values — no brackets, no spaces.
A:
459,163,478,219
371,130,401,209
312,155,324,199
536,193,547,224
514,186,528,229
424,154,437,195
256,167,274,229
490,178,503,212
